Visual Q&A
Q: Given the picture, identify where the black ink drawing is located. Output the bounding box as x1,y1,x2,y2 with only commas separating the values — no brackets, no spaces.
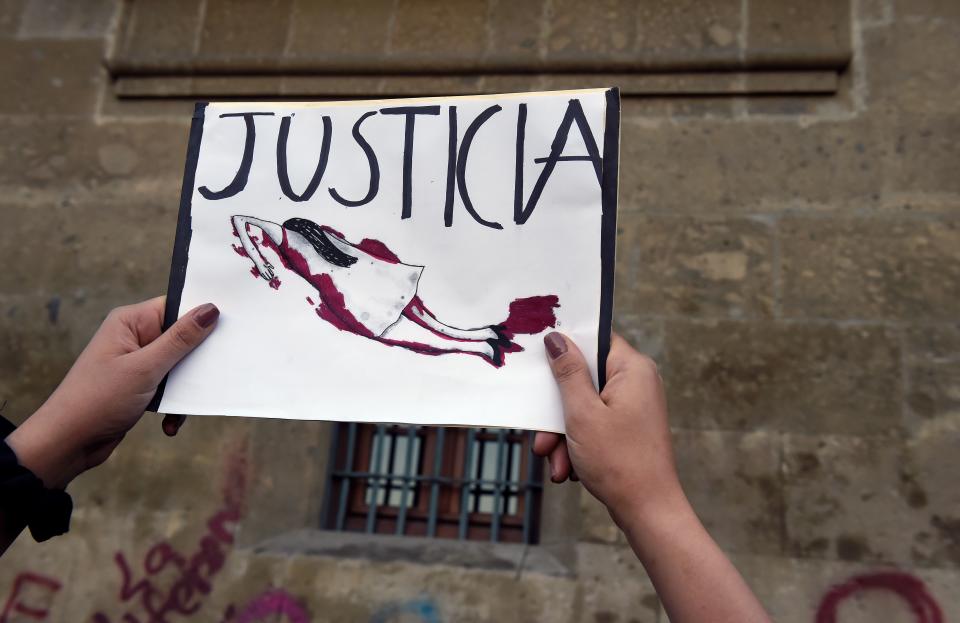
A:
230,215,560,367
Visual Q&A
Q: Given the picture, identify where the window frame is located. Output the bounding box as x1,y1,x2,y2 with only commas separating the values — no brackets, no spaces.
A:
321,423,544,544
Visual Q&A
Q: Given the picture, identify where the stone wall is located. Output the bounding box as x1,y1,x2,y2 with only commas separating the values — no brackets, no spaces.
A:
0,1,958,622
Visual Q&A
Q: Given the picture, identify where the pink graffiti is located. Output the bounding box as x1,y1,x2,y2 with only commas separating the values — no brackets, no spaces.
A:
91,439,249,623
0,572,62,622
816,571,943,623
233,590,309,623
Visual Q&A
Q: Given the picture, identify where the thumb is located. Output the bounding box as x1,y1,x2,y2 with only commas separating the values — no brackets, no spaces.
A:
136,303,220,379
544,332,603,416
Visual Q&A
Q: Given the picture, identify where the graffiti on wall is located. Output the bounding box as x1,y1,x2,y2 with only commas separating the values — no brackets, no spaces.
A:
222,589,310,623
0,572,61,622
88,438,249,623
0,437,943,623
815,571,943,623
370,598,441,623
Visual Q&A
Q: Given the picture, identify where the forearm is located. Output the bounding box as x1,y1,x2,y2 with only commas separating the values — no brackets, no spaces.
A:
615,492,771,623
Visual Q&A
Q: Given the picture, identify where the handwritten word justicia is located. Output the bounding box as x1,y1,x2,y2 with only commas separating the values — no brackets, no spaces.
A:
197,99,603,229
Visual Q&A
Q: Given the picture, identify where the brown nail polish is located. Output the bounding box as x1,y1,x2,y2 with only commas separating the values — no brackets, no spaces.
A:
544,332,567,359
194,303,220,328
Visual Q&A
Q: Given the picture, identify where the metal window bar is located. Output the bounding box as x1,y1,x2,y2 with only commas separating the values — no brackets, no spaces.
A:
334,423,357,531
395,426,418,535
426,426,445,537
364,424,386,533
458,427,476,540
324,424,543,544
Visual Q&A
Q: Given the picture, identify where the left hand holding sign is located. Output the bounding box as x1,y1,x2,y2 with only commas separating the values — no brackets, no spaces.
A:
5,297,219,489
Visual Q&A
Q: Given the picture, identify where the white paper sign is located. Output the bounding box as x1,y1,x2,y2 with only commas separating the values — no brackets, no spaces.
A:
150,88,619,433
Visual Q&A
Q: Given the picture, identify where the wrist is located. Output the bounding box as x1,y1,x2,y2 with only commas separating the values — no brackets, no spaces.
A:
5,408,85,490
609,481,697,547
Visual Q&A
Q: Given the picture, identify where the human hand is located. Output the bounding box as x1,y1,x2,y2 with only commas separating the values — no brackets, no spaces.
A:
533,332,683,525
5,297,219,489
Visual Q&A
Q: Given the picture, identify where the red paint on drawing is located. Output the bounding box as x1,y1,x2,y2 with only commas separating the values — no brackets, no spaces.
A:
249,266,260,279
815,571,943,623
278,238,374,337
499,295,560,338
306,296,314,306
355,238,401,263
268,276,281,290
232,244,248,258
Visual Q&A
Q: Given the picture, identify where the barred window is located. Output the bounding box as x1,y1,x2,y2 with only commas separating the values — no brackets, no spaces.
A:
322,424,543,544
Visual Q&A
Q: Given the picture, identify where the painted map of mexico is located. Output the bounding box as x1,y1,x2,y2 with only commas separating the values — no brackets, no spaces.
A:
230,214,560,367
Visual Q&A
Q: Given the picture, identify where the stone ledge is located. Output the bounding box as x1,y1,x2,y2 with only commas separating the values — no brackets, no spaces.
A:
112,70,840,99
250,529,575,578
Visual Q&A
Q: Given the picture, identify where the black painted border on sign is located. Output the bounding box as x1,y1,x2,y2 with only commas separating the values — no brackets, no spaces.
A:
147,102,208,413
597,87,620,390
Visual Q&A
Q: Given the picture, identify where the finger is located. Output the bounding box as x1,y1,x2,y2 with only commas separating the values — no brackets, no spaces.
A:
134,303,220,380
533,431,562,457
162,413,187,437
543,332,604,416
548,437,572,483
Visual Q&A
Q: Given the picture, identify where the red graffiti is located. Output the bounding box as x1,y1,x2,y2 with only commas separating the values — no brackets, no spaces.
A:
815,571,943,623
0,572,62,622
91,439,249,623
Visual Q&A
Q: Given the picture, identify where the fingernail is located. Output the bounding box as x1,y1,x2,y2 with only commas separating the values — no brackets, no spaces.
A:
544,332,567,360
194,303,220,328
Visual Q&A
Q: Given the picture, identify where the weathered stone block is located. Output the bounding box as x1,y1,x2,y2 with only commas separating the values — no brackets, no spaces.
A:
907,360,960,423
746,0,850,65
0,39,103,115
576,542,659,622
904,324,960,361
635,0,741,66
0,197,178,297
0,293,76,420
905,415,960,569
664,320,901,433
486,0,546,67
0,0,25,36
883,114,960,195
865,13,960,114
17,0,117,39
549,0,637,66
784,430,960,569
675,429,782,555
578,488,623,545
390,0,487,66
0,120,189,196
612,315,665,363
286,0,393,66
615,213,774,318
619,118,883,214
780,216,960,321
112,0,202,69
197,0,293,69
